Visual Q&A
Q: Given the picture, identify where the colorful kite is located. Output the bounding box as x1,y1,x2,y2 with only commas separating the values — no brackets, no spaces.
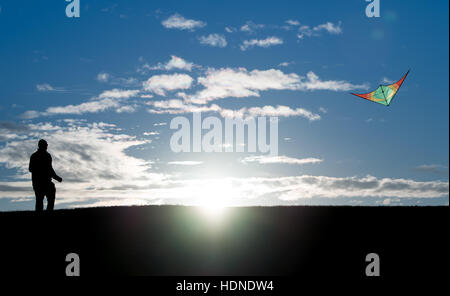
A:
351,70,410,106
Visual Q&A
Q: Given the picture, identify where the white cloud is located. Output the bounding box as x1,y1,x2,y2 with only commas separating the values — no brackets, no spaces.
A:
36,84,65,92
199,34,227,47
186,67,300,104
415,164,448,175
241,155,323,165
140,55,196,73
23,89,140,118
271,175,449,200
297,25,313,39
20,111,41,119
301,71,368,91
36,83,55,91
381,77,395,84
278,62,291,67
96,73,139,87
313,21,342,34
0,121,169,204
142,73,194,96
240,21,265,33
285,19,300,26
140,94,154,99
96,72,110,82
168,161,203,166
143,131,160,136
1,121,448,206
225,26,236,33
147,99,320,121
319,107,328,114
164,55,195,71
45,98,122,115
98,89,140,99
1,171,448,207
161,13,206,31
113,77,139,87
247,105,321,120
183,67,367,104
115,105,136,113
298,21,342,39
147,99,221,114
240,36,283,51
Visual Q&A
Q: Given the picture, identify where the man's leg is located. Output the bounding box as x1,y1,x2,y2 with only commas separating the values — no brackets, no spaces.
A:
34,189,44,211
46,183,56,211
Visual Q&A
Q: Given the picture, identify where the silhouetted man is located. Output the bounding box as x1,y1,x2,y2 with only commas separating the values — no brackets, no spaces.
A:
29,139,62,211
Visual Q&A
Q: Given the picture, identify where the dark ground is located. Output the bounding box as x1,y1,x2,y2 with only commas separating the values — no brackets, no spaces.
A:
0,206,448,279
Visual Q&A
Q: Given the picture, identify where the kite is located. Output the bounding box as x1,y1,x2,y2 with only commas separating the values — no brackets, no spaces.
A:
351,70,410,106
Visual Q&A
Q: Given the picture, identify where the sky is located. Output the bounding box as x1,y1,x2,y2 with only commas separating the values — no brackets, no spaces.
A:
0,0,448,211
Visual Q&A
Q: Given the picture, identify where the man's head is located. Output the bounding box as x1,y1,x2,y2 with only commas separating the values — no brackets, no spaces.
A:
38,139,48,151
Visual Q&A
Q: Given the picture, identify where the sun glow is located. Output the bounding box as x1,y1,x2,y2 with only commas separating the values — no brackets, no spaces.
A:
194,180,235,218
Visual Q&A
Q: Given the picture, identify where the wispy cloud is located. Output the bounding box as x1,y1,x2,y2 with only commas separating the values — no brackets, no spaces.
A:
139,55,196,73
240,36,283,51
96,72,139,87
272,175,449,200
22,89,140,118
297,21,342,39
115,105,136,113
415,164,448,175
185,67,301,104
241,155,323,165
147,99,222,115
142,73,193,96
98,89,140,99
168,161,203,166
285,19,300,26
224,26,236,33
381,77,395,84
147,99,321,121
0,122,29,141
247,105,321,120
313,21,342,34
199,34,227,47
36,83,65,92
240,21,265,33
161,13,206,31
278,61,293,67
96,72,110,82
0,121,156,192
45,98,122,116
183,67,367,104
301,71,368,91
1,121,447,205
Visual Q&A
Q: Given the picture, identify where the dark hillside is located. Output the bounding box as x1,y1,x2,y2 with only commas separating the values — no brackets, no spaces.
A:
0,206,448,278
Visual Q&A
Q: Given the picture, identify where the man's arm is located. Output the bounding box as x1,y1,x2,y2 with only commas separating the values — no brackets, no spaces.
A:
29,155,34,173
49,155,62,182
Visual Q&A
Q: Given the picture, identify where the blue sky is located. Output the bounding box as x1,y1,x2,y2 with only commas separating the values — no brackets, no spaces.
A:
0,0,448,211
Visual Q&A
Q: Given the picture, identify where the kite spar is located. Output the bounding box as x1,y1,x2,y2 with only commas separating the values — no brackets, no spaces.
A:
351,70,410,106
